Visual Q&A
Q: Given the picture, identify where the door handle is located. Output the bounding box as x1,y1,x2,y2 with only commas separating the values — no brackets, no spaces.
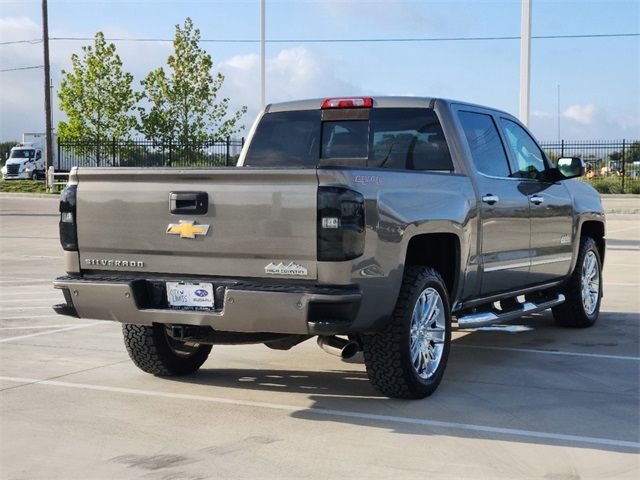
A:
530,195,544,205
169,191,208,215
482,194,499,205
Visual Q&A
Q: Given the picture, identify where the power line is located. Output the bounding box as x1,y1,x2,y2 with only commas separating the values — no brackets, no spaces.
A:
47,32,640,44
0,39,42,45
0,65,44,73
2,32,637,47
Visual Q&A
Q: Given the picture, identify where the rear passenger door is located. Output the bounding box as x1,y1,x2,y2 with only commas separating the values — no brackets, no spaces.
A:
498,117,574,284
455,108,531,295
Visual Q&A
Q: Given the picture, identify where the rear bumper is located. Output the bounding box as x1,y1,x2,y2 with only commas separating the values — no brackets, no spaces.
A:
53,275,361,335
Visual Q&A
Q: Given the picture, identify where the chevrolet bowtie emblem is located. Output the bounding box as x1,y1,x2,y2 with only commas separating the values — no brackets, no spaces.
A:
166,220,210,239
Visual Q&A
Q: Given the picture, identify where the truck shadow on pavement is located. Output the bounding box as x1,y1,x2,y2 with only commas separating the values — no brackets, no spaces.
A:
170,310,639,454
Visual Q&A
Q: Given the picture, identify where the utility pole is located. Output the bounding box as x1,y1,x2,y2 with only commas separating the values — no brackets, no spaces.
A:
260,0,266,110
556,84,561,141
519,0,532,126
42,0,53,181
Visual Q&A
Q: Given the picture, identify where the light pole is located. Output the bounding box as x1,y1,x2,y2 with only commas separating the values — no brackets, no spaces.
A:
260,0,265,110
519,0,532,126
42,0,53,181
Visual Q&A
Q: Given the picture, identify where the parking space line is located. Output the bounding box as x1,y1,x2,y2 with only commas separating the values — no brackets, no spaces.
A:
0,290,59,296
606,225,640,235
455,344,639,361
0,323,101,343
0,298,63,305
0,279,52,284
1,314,61,321
0,306,57,312
603,282,639,287
0,323,97,330
0,375,637,449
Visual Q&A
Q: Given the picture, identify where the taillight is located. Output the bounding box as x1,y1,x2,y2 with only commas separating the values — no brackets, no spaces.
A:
317,187,365,261
59,184,77,251
321,97,373,109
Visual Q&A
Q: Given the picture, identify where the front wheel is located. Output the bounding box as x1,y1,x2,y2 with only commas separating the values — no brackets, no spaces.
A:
552,236,602,328
362,266,452,399
122,324,212,376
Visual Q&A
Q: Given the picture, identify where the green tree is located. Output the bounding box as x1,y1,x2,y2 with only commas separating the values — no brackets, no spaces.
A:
138,18,246,150
0,141,18,165
626,141,640,164
57,32,138,165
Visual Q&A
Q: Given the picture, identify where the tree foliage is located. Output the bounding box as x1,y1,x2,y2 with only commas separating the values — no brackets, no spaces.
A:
57,32,138,165
0,141,18,164
138,18,247,144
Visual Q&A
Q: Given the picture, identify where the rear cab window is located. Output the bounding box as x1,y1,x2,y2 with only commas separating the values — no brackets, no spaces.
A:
245,107,454,172
457,111,511,178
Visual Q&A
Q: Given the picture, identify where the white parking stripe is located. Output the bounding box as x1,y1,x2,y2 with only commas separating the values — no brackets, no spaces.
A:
0,298,63,305
0,375,637,449
455,344,639,361
0,291,59,298
606,225,640,234
1,314,62,321
0,306,56,312
0,323,101,343
604,282,639,287
0,279,52,284
0,323,97,330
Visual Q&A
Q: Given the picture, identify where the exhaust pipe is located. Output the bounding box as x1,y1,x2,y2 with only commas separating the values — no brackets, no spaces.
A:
317,335,360,360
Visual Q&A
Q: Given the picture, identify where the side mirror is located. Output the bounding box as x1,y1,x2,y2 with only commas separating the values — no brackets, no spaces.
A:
537,157,585,183
557,157,585,179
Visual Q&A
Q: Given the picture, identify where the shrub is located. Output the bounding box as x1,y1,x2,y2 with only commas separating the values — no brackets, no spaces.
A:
588,177,623,194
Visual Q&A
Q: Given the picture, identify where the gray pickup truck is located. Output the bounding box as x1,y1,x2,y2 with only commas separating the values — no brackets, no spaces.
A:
53,97,605,399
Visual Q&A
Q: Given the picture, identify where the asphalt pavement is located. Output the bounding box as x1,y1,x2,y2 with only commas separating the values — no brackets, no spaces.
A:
0,194,638,479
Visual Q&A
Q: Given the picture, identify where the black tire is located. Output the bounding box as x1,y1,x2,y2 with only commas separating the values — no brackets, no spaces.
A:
552,237,602,328
122,323,212,376
361,266,452,399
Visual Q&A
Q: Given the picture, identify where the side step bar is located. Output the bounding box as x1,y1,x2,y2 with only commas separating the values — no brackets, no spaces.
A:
456,294,565,329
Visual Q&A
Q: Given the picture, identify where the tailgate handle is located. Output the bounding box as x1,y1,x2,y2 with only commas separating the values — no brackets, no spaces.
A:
169,192,208,215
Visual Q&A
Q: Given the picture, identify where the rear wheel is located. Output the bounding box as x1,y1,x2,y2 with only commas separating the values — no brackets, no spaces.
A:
122,323,212,376
552,236,602,328
362,266,452,399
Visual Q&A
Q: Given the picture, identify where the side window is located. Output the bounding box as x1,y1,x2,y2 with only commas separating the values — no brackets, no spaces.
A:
369,109,453,171
457,111,511,177
500,118,547,179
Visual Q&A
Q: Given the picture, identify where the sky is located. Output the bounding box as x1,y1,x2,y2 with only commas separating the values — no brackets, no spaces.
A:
0,0,638,142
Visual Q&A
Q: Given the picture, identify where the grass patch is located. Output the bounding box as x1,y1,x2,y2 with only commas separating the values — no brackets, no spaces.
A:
0,179,57,194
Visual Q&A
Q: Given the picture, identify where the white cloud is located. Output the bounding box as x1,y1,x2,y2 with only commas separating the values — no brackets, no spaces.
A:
530,104,639,141
0,13,361,141
562,103,596,125
219,46,361,131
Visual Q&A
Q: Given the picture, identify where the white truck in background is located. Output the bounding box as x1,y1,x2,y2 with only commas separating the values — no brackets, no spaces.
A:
1,132,57,180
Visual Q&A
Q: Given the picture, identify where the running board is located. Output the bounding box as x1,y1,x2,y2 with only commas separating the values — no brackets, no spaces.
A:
456,294,565,329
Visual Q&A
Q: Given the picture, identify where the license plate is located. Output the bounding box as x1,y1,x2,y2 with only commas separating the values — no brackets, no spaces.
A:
166,282,214,310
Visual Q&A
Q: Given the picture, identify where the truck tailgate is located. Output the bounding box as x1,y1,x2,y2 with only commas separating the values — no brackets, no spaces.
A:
75,168,318,279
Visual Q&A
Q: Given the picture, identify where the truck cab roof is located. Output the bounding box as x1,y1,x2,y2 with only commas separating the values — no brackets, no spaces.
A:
265,96,512,117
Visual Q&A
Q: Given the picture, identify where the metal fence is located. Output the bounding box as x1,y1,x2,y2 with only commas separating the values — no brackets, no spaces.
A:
57,137,640,193
540,139,640,193
57,137,244,171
